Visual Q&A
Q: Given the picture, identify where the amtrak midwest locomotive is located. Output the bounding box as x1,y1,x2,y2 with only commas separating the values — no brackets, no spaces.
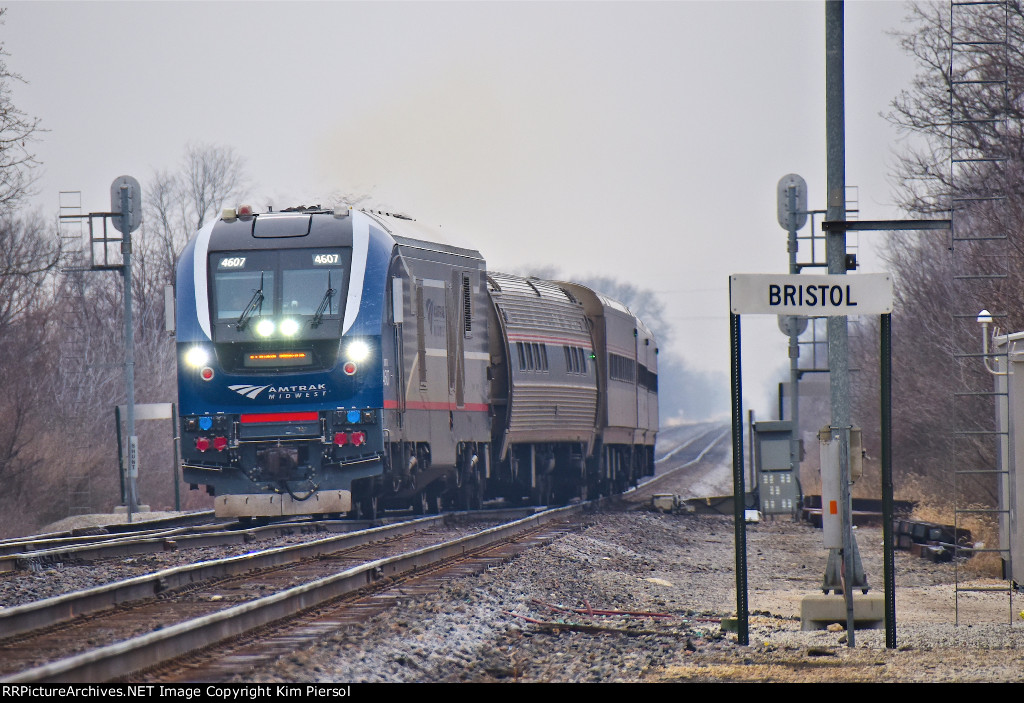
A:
174,205,658,518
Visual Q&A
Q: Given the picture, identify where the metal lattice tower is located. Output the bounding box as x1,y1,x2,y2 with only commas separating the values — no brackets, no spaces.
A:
947,0,1013,623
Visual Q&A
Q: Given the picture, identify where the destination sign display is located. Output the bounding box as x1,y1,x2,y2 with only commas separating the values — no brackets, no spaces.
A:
244,350,312,368
729,273,893,316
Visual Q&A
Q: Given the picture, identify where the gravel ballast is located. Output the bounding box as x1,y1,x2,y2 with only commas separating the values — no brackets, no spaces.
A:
222,509,1024,683
7,497,1023,682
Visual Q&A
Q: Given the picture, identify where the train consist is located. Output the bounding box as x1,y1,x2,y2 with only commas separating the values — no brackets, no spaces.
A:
174,206,658,518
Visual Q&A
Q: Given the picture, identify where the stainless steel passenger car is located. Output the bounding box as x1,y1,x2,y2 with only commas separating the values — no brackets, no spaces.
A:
557,282,658,493
486,272,599,503
484,274,657,503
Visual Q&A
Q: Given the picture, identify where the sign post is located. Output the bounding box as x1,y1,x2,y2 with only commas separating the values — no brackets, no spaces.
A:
116,402,179,511
729,271,895,648
729,311,747,645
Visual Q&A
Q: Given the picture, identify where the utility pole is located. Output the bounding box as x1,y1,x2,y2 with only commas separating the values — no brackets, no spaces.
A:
824,0,864,647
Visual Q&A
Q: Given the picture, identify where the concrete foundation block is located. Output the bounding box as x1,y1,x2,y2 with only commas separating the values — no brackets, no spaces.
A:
800,593,886,631
652,494,676,512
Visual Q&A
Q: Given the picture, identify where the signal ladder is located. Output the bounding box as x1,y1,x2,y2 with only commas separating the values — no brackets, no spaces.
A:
793,186,861,375
947,0,1013,623
57,191,93,516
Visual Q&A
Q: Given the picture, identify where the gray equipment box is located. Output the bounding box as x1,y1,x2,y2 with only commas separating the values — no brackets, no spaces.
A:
754,420,798,516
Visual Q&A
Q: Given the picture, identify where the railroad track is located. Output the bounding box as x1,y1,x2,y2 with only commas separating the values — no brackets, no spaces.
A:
0,516,381,574
0,511,229,570
653,424,730,470
0,510,220,554
0,506,583,683
0,505,551,575
636,424,730,492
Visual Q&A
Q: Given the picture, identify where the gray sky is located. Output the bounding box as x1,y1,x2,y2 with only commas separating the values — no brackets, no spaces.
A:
8,0,923,416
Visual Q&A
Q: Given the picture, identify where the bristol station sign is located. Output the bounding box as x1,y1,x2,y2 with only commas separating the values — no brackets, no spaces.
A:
729,273,893,316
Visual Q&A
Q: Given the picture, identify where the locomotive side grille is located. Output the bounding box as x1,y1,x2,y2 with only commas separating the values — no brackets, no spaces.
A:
416,281,426,385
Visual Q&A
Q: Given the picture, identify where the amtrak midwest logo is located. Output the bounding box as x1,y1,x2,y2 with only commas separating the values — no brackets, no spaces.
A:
229,383,329,400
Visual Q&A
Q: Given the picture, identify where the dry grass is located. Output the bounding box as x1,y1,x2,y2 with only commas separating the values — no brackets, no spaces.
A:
799,456,821,497
797,462,1005,579
896,472,1003,578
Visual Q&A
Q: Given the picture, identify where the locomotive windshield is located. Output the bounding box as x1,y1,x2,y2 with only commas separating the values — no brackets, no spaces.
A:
210,248,350,324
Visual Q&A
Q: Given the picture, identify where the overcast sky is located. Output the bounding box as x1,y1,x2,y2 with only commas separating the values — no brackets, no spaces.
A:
7,0,924,416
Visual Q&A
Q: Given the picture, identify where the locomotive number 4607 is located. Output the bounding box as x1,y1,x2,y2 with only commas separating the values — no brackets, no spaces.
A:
313,253,339,265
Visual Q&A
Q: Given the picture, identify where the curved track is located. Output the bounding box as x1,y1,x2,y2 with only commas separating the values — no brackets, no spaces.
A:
1,507,581,683
641,421,732,498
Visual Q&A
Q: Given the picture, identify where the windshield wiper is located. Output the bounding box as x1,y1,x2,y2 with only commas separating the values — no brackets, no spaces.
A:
311,271,335,329
236,272,265,331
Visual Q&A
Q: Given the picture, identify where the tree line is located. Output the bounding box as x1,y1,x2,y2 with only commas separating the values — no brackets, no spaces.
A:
0,132,247,534
849,1,1024,509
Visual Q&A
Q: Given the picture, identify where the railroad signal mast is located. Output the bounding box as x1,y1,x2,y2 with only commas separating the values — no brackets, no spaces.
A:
60,176,144,520
775,165,873,626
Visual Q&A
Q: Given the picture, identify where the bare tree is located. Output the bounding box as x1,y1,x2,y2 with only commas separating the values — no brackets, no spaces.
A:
847,2,1024,505
146,168,190,278
0,144,250,533
512,265,674,345
182,143,246,230
0,213,60,329
0,9,42,212
507,265,728,420
0,44,257,533
0,216,67,532
574,275,673,345
887,1,1024,216
145,143,247,280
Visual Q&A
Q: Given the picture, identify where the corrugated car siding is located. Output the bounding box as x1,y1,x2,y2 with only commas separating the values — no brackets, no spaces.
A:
507,385,597,434
489,271,598,443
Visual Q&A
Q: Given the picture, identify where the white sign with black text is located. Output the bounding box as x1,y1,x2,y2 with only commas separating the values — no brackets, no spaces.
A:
729,273,893,316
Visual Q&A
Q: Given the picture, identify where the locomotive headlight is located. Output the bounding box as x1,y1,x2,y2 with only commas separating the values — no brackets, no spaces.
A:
255,319,275,337
280,318,301,337
185,346,210,368
346,340,370,362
